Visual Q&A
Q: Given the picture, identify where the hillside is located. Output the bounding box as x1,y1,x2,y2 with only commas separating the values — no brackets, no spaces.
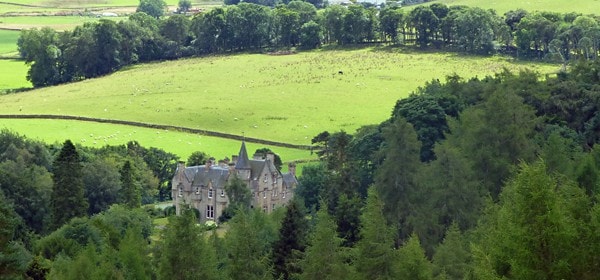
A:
0,48,559,146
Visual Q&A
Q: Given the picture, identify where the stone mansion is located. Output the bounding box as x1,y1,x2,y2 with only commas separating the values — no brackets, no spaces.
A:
171,141,298,223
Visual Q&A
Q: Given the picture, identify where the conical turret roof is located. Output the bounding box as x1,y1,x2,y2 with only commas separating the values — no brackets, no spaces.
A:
235,141,251,169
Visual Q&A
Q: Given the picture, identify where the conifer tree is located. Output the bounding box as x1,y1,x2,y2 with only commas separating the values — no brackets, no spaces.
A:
51,140,87,228
120,160,141,208
397,234,433,280
225,209,273,280
157,207,219,280
299,204,353,280
355,187,398,280
271,200,308,280
432,223,470,280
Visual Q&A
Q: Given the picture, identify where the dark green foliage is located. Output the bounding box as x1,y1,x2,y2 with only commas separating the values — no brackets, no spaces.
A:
157,207,219,280
51,140,88,229
295,163,326,211
225,209,274,280
186,151,210,166
299,204,353,280
355,187,397,280
432,223,470,280
83,158,121,215
220,174,253,222
0,192,32,279
254,148,283,171
137,0,166,19
271,200,308,280
120,160,141,208
396,234,433,280
374,117,422,240
473,161,591,279
0,158,53,234
299,21,322,49
177,0,192,14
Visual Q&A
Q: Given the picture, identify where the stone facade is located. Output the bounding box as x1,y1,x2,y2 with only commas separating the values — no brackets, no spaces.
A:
171,141,298,223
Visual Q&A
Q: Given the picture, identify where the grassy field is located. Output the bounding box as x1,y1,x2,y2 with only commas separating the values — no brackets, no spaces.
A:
0,119,313,164
0,48,561,146
0,29,19,56
0,59,31,90
0,15,128,31
414,0,600,15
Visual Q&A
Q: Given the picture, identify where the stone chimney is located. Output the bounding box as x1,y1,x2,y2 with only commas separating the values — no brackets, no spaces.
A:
205,157,214,171
288,162,296,177
266,152,275,162
253,153,263,160
174,161,186,188
232,155,238,165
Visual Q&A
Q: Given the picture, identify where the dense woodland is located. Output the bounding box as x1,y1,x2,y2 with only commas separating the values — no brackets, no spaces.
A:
17,1,600,86
3,53,600,278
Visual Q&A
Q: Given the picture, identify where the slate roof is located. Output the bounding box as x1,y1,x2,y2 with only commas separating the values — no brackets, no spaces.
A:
282,173,297,187
235,141,251,169
185,165,230,188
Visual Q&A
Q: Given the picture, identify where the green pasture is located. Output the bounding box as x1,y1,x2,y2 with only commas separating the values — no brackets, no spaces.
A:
0,48,561,145
414,0,600,15
0,59,31,91
0,119,314,165
0,15,127,31
0,29,19,56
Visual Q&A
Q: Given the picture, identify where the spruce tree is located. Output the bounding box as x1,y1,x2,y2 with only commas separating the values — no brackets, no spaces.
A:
120,160,141,208
51,140,87,229
271,200,308,280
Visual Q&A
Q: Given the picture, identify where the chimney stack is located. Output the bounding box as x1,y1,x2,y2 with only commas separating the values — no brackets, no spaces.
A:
288,162,296,177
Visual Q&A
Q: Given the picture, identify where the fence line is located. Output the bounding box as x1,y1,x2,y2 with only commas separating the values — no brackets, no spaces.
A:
0,114,313,150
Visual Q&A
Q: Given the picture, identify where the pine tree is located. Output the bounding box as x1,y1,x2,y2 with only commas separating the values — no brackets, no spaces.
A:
272,200,308,280
120,160,141,208
355,187,398,280
51,140,87,229
299,204,353,280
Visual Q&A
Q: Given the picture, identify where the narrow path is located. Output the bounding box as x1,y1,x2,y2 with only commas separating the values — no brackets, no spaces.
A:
0,114,314,150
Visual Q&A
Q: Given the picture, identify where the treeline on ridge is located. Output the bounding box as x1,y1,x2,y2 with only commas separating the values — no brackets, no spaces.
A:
18,2,600,87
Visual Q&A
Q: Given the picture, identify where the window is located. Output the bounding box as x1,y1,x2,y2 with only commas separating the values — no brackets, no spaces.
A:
178,187,183,197
274,188,278,197
262,205,268,212
263,174,268,182
206,205,214,219
220,189,225,197
282,191,286,199
195,187,200,195
263,189,267,199
208,188,213,199
272,204,276,210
